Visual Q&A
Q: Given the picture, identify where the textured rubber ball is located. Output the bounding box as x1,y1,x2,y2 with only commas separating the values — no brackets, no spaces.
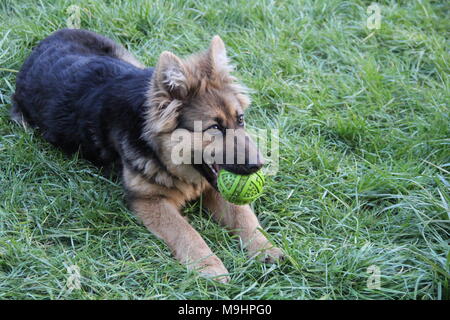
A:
217,169,265,205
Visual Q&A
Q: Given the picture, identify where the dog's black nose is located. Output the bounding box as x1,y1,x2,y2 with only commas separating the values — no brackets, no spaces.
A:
222,160,264,176
246,162,263,173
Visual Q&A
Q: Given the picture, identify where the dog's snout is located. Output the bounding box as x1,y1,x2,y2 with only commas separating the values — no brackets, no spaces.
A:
246,154,264,173
222,158,263,175
247,159,264,173
220,128,265,175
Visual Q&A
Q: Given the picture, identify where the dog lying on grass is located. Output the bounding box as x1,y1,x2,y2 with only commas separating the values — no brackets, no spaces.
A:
12,29,284,282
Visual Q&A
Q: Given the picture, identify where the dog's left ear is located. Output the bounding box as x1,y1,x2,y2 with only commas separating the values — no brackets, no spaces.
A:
209,35,233,76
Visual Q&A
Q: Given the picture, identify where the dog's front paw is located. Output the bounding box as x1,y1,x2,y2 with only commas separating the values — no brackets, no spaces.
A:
260,247,285,264
251,246,285,264
197,257,230,283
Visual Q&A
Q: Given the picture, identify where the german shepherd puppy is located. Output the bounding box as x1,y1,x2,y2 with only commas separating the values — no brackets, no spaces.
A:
12,29,284,282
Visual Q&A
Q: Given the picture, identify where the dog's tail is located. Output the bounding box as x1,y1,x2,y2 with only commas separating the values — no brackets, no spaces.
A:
10,96,29,128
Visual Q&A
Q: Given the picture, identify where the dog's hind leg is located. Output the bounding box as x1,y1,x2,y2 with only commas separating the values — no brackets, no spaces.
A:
203,187,285,264
123,167,230,282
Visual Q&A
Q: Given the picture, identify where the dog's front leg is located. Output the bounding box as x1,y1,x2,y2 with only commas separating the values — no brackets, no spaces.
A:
123,169,229,282
203,188,284,263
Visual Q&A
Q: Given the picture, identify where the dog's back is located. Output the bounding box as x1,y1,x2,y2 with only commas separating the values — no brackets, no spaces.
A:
12,29,152,166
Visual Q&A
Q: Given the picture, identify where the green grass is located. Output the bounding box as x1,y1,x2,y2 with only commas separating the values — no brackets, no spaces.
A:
0,0,449,300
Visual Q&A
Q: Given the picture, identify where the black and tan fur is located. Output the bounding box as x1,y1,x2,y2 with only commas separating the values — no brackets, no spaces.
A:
12,29,283,282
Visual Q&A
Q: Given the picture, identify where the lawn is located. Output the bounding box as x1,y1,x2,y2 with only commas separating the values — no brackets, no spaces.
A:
0,0,448,300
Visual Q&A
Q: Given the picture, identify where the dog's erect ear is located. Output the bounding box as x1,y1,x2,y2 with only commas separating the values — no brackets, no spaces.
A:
209,35,233,76
155,51,188,99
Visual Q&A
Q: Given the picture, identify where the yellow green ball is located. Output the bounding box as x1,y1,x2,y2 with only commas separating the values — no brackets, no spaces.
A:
217,170,265,205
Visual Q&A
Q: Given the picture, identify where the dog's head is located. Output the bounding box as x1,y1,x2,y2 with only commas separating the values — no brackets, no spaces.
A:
144,36,263,188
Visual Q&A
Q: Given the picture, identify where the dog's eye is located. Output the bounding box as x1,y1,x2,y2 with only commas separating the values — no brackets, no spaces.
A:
205,124,222,133
238,114,244,125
